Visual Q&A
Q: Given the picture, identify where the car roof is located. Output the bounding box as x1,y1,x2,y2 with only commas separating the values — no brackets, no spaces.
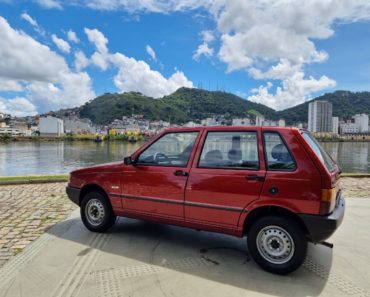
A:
163,126,294,133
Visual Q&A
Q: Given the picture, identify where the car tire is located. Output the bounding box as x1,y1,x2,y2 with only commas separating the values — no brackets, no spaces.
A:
80,191,116,232
247,215,307,274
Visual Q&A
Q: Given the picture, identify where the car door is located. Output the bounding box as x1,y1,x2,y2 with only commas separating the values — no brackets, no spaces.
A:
184,128,266,226
122,130,201,218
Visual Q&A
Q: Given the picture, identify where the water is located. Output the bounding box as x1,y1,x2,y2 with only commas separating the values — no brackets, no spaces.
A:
0,141,369,176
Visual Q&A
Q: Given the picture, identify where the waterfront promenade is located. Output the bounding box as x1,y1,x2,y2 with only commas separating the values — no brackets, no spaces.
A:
0,178,369,268
0,178,369,297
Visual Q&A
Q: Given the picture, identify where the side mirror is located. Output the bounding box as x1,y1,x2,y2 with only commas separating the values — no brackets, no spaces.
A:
124,156,135,165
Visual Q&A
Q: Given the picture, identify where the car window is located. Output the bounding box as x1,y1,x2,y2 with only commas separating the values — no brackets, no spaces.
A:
263,132,296,170
198,131,259,169
302,132,336,172
137,132,198,166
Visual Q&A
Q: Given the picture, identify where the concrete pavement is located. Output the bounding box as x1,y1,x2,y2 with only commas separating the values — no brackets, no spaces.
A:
0,198,370,297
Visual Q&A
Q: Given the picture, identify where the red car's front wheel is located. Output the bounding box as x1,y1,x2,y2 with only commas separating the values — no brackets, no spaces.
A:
80,191,116,232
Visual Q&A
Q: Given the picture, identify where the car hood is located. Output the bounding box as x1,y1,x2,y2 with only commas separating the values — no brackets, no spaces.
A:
71,161,124,175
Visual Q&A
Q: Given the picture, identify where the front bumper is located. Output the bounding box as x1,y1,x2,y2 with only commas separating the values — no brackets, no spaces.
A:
299,195,345,243
66,186,81,205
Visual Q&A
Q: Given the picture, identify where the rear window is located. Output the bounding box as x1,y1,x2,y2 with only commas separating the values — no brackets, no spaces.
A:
302,132,336,172
263,132,296,170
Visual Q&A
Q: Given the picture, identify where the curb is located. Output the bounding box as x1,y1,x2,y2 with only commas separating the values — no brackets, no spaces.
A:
0,178,68,185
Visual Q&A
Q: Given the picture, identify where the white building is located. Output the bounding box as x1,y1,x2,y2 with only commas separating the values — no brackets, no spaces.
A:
354,114,369,133
332,117,339,134
39,116,64,136
201,118,218,126
184,121,199,127
255,115,265,126
340,122,359,134
308,101,333,132
64,117,96,134
278,119,286,127
232,118,251,126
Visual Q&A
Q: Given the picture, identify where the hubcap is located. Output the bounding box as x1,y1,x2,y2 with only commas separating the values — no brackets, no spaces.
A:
85,199,105,226
256,225,295,265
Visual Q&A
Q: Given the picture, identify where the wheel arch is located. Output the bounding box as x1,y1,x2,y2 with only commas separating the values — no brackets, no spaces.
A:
243,205,310,239
79,183,109,206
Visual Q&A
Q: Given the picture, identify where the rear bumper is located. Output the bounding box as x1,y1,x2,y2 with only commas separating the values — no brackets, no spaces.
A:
66,186,81,205
299,195,345,243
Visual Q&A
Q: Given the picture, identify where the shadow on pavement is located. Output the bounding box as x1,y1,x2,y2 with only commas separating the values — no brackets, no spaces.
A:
48,215,332,297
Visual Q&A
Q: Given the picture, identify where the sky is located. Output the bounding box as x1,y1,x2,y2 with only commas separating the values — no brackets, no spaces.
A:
1,1,370,117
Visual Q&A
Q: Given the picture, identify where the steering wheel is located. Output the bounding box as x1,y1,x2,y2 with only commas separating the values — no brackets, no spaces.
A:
153,153,171,164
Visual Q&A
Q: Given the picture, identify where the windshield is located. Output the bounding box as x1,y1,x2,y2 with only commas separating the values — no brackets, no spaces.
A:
302,132,337,172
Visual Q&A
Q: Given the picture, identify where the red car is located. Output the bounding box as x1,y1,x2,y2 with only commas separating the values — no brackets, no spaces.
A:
66,126,344,274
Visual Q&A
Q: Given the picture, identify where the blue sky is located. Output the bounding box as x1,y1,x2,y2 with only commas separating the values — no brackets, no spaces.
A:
1,0,370,116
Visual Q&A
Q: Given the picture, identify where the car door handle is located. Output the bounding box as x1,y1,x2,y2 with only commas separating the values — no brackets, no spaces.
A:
174,170,189,177
245,175,265,181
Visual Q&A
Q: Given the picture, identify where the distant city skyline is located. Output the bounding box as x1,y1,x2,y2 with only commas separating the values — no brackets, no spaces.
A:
2,1,370,116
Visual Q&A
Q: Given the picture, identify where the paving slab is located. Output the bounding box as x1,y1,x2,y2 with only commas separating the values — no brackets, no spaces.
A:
0,198,370,297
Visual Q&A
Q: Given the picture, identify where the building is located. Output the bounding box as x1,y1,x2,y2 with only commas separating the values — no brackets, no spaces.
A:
308,101,333,132
332,117,339,134
255,115,265,126
353,114,369,133
340,122,359,134
64,117,96,134
278,119,286,127
232,118,251,126
39,116,64,137
201,118,218,126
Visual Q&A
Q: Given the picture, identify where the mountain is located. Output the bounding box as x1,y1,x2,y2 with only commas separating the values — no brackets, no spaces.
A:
278,91,370,125
63,88,370,125
78,88,277,125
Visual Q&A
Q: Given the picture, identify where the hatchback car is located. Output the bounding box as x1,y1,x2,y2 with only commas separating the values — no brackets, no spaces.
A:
67,126,344,274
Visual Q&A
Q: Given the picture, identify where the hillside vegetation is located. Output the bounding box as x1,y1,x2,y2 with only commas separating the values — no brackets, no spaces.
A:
76,88,370,125
279,91,370,125
79,88,277,124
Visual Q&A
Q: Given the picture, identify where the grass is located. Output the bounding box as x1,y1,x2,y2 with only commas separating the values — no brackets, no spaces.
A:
0,174,68,184
341,172,370,177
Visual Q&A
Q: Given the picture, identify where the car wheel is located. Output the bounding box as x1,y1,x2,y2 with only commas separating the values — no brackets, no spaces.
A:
80,191,116,232
247,215,307,274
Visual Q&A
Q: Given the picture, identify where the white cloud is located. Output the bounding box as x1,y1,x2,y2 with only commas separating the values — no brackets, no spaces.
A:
74,50,89,71
20,12,37,27
112,53,193,97
0,80,23,92
248,72,336,110
51,34,71,53
0,16,95,114
67,30,79,43
200,30,214,43
0,97,37,117
84,27,193,98
146,45,156,60
193,30,215,61
35,0,62,9
83,0,210,13
0,17,67,82
26,72,95,110
20,12,45,35
207,0,370,109
193,42,213,61
84,28,108,53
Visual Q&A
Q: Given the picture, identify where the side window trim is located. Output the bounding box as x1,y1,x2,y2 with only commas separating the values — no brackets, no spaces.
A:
135,131,199,168
196,130,260,170
262,131,297,172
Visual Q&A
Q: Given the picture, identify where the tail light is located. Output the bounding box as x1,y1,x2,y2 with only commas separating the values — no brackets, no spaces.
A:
320,188,336,214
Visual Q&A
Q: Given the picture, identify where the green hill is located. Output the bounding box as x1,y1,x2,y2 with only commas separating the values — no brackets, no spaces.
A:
79,88,277,125
278,91,370,125
77,88,370,125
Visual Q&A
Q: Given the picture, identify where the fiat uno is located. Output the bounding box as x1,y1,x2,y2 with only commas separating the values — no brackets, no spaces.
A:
66,126,345,274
